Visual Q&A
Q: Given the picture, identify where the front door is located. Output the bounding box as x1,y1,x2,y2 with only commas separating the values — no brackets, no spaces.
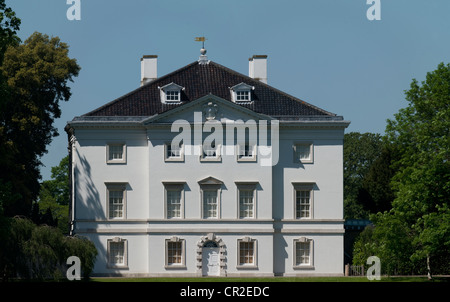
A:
202,247,220,276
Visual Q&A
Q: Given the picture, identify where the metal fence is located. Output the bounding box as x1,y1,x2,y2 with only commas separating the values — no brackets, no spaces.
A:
345,264,365,276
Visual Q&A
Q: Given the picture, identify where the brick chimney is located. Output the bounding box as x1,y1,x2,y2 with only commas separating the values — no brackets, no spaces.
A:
140,55,158,86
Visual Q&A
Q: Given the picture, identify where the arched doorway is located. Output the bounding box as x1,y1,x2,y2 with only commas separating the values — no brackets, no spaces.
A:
202,241,220,276
196,233,226,277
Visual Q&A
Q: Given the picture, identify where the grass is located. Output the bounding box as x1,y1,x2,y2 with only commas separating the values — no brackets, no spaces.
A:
91,276,449,282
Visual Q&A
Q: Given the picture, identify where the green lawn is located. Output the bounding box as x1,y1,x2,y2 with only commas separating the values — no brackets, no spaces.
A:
91,276,449,282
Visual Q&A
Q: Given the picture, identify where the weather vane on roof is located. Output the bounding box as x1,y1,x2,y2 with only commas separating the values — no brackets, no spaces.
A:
195,36,207,49
195,36,210,65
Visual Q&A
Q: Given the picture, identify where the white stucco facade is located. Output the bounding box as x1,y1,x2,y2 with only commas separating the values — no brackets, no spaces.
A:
67,56,349,277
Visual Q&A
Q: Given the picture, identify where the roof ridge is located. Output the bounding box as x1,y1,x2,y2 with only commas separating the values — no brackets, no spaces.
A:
82,59,337,117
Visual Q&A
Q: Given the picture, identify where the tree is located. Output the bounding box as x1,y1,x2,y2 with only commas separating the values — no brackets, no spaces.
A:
386,62,450,278
0,216,97,280
354,63,450,277
353,211,422,275
0,0,20,59
0,4,96,281
356,145,396,214
0,0,21,217
38,156,70,233
0,32,80,217
343,132,384,219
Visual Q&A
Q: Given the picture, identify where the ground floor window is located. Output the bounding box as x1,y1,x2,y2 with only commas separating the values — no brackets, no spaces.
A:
237,237,257,268
107,237,128,268
165,236,186,268
294,237,314,268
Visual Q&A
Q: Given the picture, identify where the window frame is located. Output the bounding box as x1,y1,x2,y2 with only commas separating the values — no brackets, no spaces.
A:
292,183,315,220
201,187,221,219
293,237,314,269
200,141,222,162
237,237,258,269
105,182,128,220
293,142,314,164
106,143,126,164
165,90,180,102
236,90,250,102
164,141,184,162
236,142,257,162
230,82,254,104
198,177,223,219
163,182,185,219
165,236,186,269
107,237,128,269
159,82,184,104
236,182,258,219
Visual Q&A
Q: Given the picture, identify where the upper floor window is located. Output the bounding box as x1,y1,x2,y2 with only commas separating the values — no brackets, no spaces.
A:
166,90,179,101
106,143,126,164
106,183,128,219
163,182,185,219
164,141,184,162
198,177,223,219
230,83,254,104
167,190,181,218
236,90,250,101
296,190,311,218
236,182,258,219
293,142,313,164
203,190,218,219
204,141,217,157
237,142,256,162
239,189,254,218
159,82,184,104
292,182,315,219
200,141,221,162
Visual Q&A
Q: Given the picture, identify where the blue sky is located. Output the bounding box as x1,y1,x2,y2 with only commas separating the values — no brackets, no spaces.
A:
6,0,450,180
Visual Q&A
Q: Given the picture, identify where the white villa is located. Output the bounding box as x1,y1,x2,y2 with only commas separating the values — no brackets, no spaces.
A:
65,49,350,277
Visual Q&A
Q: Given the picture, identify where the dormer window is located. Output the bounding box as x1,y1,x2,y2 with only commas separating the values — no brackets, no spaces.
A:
236,91,250,102
230,83,254,104
159,82,184,104
166,90,179,101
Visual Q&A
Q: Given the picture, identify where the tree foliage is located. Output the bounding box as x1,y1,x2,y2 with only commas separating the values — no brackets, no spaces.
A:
0,3,97,281
343,132,385,219
0,0,20,217
38,156,70,233
353,63,450,276
0,0,20,60
0,31,80,216
356,145,397,214
0,216,97,281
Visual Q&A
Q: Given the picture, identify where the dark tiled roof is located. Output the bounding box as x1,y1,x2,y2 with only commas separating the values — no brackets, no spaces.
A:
84,60,335,117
